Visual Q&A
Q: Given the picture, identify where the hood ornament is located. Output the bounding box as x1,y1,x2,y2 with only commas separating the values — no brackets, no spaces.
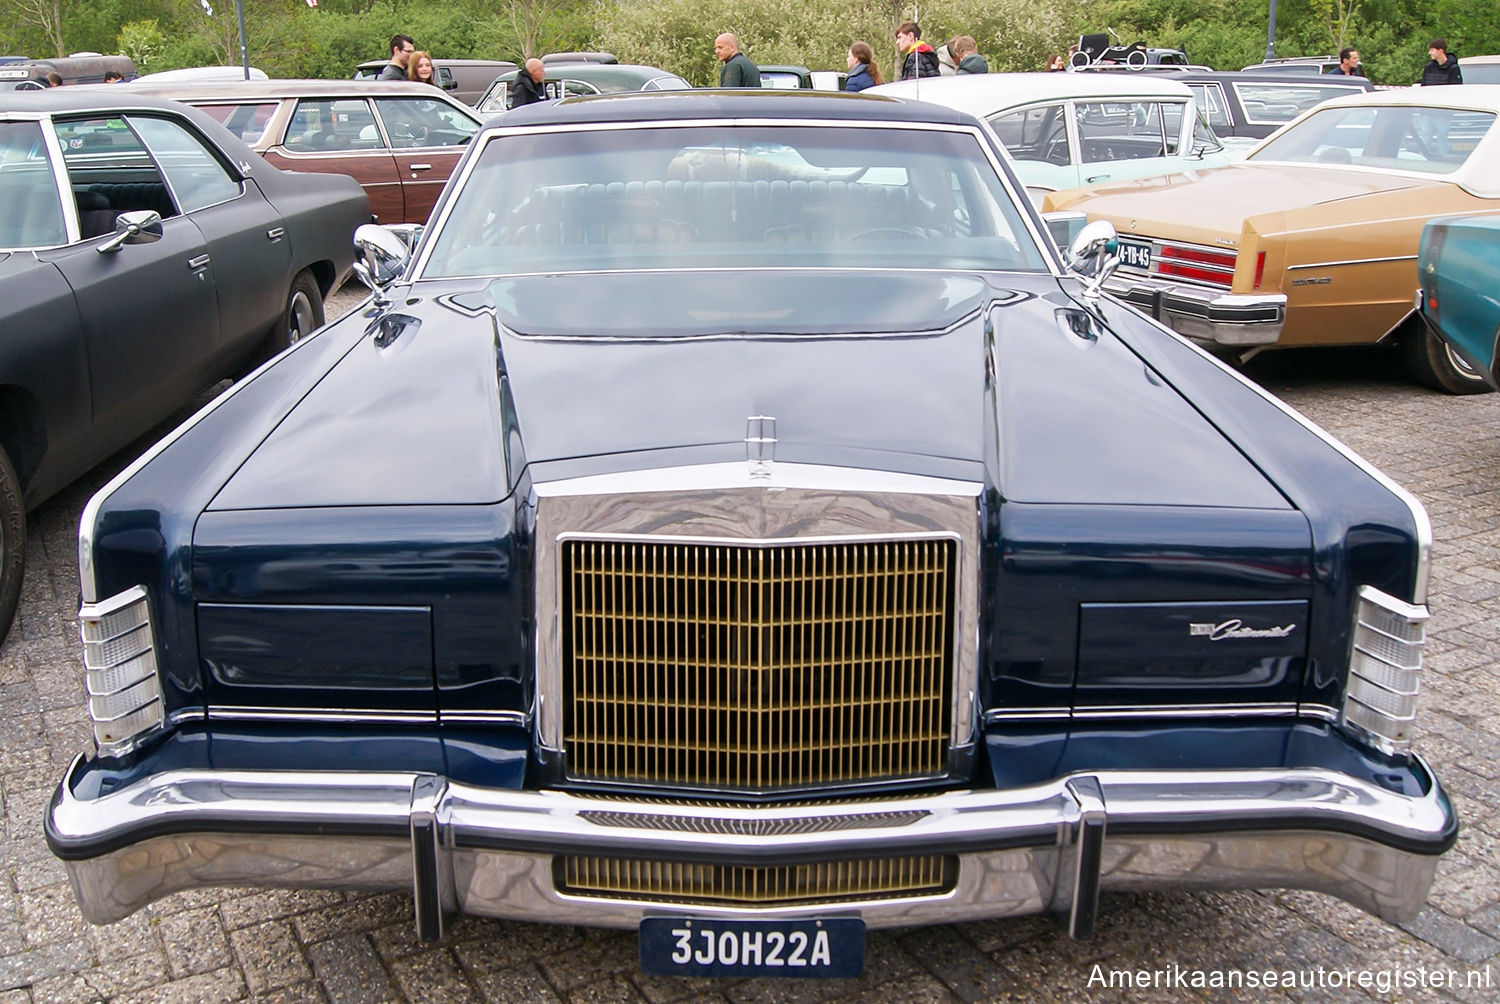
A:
746,416,776,479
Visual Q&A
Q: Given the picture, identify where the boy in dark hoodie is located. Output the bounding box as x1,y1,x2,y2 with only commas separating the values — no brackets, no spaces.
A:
897,21,940,79
951,35,988,74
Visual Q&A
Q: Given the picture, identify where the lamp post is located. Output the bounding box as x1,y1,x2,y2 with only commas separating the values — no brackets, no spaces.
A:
235,0,249,79
1265,0,1278,62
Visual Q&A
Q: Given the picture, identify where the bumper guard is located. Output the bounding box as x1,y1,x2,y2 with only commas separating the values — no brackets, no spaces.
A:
46,756,1454,941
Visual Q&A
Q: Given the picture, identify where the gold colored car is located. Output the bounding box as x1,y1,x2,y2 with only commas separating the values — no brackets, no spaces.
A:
1046,85,1500,392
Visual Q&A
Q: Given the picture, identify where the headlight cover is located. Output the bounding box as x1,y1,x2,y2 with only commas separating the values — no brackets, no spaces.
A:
80,585,163,755
1341,585,1427,757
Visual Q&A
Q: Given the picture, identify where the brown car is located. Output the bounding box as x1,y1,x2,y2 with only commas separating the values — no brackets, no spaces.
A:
1046,86,1500,392
125,79,481,224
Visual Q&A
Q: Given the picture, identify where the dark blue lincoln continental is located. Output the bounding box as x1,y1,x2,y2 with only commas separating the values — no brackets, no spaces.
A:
47,91,1455,979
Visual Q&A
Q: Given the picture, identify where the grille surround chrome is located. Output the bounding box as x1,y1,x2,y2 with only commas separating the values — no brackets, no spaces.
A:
532,462,983,793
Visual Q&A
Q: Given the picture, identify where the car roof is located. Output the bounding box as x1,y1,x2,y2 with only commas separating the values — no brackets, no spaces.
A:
489,88,982,129
1162,69,1374,89
122,78,474,103
0,88,221,117
1306,82,1500,112
494,63,685,85
868,72,1194,111
1463,55,1500,65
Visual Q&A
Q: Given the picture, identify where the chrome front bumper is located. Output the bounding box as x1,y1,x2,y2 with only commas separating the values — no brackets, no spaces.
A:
47,756,1454,941
1106,276,1287,346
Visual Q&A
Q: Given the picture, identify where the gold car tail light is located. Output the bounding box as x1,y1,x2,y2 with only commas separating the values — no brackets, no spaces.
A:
560,538,955,793
1155,243,1237,288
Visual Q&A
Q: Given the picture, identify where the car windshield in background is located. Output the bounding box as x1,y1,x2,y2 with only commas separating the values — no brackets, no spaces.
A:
1252,104,1496,173
0,120,65,249
422,124,1047,278
1233,81,1373,124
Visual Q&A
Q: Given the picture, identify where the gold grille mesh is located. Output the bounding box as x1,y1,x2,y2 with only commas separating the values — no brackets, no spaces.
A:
562,539,954,790
561,855,955,906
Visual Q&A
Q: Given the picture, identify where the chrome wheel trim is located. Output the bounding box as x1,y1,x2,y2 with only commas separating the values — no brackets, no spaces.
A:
1443,340,1482,382
287,289,317,345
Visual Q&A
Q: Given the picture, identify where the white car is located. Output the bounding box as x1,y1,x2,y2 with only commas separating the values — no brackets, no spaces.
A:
869,73,1241,206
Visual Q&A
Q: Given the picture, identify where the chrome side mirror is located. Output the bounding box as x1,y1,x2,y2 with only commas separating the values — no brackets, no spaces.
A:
1064,220,1121,304
95,210,163,254
352,223,412,306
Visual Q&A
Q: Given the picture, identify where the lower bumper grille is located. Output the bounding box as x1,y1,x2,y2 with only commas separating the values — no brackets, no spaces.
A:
559,855,957,906
561,538,956,792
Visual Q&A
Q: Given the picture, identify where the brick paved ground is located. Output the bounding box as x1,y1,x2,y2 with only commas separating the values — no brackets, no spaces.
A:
3,295,1498,1000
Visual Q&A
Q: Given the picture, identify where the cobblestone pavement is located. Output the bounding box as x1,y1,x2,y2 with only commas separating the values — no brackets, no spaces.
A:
4,289,1499,1001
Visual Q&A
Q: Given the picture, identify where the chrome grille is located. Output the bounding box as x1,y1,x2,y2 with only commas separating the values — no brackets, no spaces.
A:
561,538,954,791
560,855,956,906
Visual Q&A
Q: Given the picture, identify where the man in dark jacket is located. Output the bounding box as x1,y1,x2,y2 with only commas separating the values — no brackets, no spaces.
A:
897,21,940,80
715,33,761,87
377,35,414,81
1420,39,1463,85
951,36,988,74
1333,47,1364,77
509,59,547,107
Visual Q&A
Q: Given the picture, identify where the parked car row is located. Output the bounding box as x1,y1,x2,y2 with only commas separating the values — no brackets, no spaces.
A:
0,89,369,642
124,79,481,224
1046,85,1500,393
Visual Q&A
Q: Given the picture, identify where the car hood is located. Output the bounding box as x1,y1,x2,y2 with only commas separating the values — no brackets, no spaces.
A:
1050,163,1444,239
207,270,1287,511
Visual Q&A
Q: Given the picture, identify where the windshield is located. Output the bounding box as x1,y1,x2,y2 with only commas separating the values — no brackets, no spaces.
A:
422,124,1047,278
0,121,66,249
1252,104,1495,174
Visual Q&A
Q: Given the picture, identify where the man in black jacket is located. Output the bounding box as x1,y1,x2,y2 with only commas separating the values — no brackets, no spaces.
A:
1420,39,1463,85
377,35,415,81
509,59,548,107
715,34,761,87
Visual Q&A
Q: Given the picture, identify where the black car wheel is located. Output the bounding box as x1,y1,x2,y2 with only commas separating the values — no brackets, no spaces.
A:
1404,322,1493,395
274,271,325,354
0,445,25,647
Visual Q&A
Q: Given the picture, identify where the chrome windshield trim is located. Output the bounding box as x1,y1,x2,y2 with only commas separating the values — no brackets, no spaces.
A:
531,462,983,760
1119,313,1431,604
410,116,1055,282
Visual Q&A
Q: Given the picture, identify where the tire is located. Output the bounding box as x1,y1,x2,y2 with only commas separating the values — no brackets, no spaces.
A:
271,270,325,355
0,446,25,648
1403,322,1493,395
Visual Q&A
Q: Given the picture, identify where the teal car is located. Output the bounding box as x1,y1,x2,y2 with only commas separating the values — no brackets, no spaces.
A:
1418,214,1500,392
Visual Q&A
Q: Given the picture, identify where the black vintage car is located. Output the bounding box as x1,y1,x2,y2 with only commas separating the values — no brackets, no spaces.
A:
1162,69,1375,139
0,90,368,641
47,91,1453,980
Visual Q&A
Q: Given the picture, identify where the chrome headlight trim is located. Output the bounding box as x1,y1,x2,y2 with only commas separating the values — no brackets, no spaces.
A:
80,585,165,756
1340,585,1428,758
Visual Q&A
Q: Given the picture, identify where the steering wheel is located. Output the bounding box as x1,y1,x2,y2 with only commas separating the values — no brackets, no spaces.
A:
846,226,930,241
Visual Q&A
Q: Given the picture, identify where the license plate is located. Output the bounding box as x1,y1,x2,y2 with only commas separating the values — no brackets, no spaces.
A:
1118,239,1152,270
639,917,865,978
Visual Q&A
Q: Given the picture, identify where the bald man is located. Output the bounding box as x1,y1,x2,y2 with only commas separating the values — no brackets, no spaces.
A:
509,58,547,107
715,33,761,87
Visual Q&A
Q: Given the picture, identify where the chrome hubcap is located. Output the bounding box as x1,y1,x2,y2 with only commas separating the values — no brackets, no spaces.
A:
1444,341,1481,381
287,290,315,344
